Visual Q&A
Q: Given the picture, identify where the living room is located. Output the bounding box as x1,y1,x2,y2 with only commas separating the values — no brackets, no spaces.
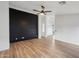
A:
0,0,79,58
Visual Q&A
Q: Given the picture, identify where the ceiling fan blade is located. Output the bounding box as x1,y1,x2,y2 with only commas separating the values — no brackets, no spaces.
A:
45,11,52,12
41,6,45,10
33,9,40,12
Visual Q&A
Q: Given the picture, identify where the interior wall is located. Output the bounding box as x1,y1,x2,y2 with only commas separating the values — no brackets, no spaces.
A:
10,8,38,42
38,14,55,38
56,14,79,45
38,15,46,38
0,2,9,51
46,14,55,37
40,15,46,37
10,4,40,39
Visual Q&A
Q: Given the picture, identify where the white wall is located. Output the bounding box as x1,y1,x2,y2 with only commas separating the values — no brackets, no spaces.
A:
46,15,55,37
0,2,9,51
38,14,55,38
38,15,46,38
56,14,79,45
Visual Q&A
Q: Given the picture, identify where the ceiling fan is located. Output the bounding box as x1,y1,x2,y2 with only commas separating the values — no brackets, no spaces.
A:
33,6,52,15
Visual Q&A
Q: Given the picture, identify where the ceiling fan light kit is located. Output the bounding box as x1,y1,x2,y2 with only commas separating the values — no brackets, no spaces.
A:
40,13,44,15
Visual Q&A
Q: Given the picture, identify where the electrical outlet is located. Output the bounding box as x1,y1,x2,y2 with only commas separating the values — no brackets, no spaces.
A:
22,37,24,39
16,38,18,40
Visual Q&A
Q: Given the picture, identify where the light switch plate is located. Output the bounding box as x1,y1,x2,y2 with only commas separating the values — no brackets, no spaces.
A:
16,38,18,40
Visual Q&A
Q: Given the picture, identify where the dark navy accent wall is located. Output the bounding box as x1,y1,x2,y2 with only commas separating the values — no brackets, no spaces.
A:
9,8,38,42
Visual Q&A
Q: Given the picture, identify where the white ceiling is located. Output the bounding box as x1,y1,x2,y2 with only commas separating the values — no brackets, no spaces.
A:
9,1,79,15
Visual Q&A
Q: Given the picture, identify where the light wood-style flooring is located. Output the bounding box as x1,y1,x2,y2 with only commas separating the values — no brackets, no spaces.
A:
0,38,79,58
